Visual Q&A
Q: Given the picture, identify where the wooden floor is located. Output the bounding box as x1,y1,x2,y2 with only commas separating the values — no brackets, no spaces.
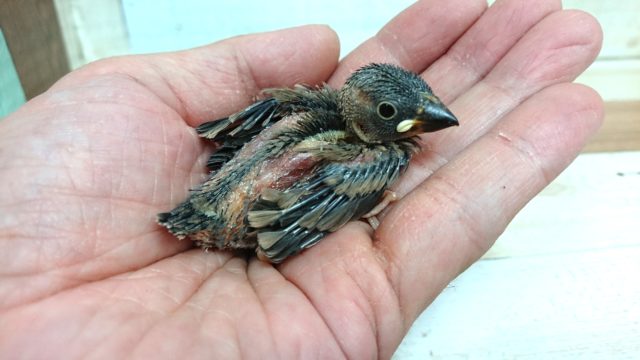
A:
394,150,640,359
585,101,640,152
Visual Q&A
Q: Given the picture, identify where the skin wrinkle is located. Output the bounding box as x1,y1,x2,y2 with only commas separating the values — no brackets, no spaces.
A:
155,113,171,208
467,1,562,68
187,150,212,188
80,197,99,262
330,0,487,85
252,266,344,358
250,286,316,358
424,1,564,96
150,60,192,122
391,0,488,73
370,240,405,323
246,260,282,358
31,120,192,200
304,235,381,356
233,47,264,105
378,179,485,319
129,255,236,356
192,53,258,114
388,85,598,324
198,260,252,359
400,9,588,178
27,113,184,155
452,81,521,139
114,119,127,200
245,262,283,359
56,81,169,116
0,225,183,311
394,142,449,196
63,296,111,359
527,44,594,86
489,12,601,89
45,284,152,358
285,273,349,360
339,251,402,359
96,70,182,118
374,240,417,332
417,173,491,255
167,54,238,123
494,129,551,184
118,65,190,121
0,4,596,356
168,131,188,200
403,11,601,182
375,29,409,71
337,253,380,350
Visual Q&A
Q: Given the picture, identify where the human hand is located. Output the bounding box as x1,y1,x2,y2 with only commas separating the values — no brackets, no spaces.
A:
0,0,603,358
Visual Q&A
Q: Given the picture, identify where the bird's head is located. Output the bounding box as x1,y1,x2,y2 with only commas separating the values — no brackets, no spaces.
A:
339,63,458,143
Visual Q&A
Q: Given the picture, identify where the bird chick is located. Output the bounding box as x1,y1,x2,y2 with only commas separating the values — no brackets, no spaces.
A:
158,63,458,263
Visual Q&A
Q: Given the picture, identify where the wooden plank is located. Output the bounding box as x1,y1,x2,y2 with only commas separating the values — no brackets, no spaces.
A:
0,0,70,99
485,151,640,260
53,0,129,70
395,247,640,359
584,101,640,152
577,60,640,102
0,29,26,117
395,151,640,359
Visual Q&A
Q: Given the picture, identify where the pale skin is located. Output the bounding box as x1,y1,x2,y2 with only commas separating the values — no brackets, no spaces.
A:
0,0,603,358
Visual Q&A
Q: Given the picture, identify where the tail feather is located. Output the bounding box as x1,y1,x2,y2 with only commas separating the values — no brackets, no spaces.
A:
196,119,232,140
157,201,207,238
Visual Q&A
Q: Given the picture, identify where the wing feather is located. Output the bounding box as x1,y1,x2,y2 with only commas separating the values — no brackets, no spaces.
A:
248,141,416,263
196,85,341,172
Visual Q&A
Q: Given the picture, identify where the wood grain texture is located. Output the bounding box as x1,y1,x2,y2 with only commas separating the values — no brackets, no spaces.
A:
485,151,640,259
53,0,129,69
577,60,640,102
0,0,69,99
396,248,640,360
585,101,640,152
395,151,640,359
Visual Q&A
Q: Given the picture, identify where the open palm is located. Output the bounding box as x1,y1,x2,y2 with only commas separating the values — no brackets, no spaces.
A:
0,0,603,358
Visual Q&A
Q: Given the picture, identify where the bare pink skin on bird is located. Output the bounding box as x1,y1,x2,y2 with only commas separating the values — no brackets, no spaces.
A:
190,114,320,247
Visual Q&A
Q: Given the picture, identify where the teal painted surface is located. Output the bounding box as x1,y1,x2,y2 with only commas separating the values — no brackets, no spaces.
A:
0,29,26,118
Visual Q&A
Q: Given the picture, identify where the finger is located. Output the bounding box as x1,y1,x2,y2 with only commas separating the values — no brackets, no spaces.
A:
328,0,488,87
280,221,400,359
423,0,561,103
395,10,603,197
54,25,340,125
376,83,604,324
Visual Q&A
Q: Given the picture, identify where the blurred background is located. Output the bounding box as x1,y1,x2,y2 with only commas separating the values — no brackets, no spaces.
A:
1,0,639,358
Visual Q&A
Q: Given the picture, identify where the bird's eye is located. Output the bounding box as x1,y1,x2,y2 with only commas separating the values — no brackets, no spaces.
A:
377,102,397,120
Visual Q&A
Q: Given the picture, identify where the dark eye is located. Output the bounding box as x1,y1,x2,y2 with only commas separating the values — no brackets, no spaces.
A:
377,102,397,120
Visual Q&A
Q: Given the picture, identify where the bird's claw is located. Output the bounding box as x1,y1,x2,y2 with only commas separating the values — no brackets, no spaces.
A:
362,190,398,229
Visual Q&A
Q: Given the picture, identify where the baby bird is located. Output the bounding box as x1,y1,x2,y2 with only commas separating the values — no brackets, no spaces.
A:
158,63,458,263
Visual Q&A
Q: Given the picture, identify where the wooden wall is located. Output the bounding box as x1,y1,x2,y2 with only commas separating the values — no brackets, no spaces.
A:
0,0,69,99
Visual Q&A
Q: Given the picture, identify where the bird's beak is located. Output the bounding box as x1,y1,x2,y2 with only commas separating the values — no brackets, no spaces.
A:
415,101,459,133
395,96,459,135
